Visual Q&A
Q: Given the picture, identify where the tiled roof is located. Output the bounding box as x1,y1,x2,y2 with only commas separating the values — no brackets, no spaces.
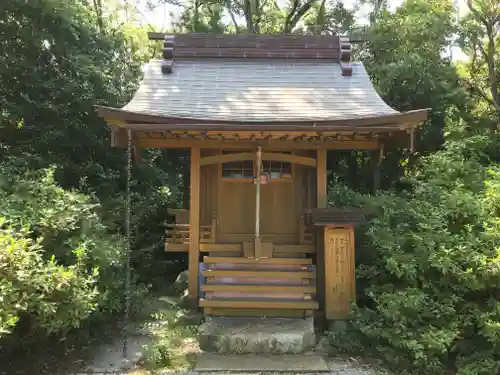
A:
120,59,399,122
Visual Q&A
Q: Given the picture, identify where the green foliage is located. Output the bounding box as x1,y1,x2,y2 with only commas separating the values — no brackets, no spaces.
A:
0,224,99,338
1,0,182,287
0,158,131,341
328,137,500,374
363,0,472,153
139,297,198,371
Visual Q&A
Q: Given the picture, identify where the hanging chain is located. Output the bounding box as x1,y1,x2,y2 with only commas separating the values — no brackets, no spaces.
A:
123,130,132,358
254,146,262,261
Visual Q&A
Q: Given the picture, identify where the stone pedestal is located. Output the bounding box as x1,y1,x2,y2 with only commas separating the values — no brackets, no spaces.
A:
198,317,315,354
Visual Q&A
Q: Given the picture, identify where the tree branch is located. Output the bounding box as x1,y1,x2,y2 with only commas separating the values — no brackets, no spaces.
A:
466,0,499,116
226,0,241,32
284,0,317,33
243,0,253,32
284,0,300,33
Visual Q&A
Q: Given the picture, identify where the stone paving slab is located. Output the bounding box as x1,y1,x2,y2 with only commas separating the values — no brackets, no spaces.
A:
194,354,329,372
69,336,151,375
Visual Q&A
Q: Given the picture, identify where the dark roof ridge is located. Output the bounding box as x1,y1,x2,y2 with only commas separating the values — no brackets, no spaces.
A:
150,33,344,62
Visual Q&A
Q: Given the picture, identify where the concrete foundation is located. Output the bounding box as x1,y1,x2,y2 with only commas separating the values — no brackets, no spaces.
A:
198,317,316,354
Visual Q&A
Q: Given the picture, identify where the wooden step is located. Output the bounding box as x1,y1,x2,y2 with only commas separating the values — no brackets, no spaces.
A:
203,256,312,265
205,308,312,318
200,298,319,310
201,270,315,279
201,284,316,294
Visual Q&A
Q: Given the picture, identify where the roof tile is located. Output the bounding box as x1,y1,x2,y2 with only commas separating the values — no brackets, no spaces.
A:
122,59,399,122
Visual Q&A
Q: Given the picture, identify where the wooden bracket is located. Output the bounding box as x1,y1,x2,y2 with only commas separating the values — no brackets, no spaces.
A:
161,35,175,74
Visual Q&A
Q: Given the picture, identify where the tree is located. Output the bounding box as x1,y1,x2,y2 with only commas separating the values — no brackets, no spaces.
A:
459,0,500,132
360,0,388,26
362,0,470,155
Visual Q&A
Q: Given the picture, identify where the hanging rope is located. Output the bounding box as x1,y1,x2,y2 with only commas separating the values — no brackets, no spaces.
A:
123,130,132,358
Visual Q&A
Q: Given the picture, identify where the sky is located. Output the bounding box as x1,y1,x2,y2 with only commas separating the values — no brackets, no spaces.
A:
135,0,398,29
131,0,468,60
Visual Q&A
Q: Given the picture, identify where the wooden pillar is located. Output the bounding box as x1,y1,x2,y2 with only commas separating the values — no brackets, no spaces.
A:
183,153,190,209
188,147,201,301
372,144,384,194
317,149,327,208
316,148,327,316
372,151,381,193
324,226,355,319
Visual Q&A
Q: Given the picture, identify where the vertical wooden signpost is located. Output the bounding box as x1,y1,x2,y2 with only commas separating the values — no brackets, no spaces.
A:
323,226,355,319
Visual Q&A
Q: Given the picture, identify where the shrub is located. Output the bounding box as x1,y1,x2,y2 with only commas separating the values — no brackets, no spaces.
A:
328,139,500,374
0,158,136,340
0,223,98,338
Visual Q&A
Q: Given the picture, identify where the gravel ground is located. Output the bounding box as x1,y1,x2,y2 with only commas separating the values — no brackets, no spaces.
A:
154,358,386,375
69,333,386,375
70,358,386,375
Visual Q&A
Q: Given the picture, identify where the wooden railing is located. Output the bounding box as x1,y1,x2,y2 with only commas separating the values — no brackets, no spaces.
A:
299,215,315,244
166,208,313,246
165,214,217,244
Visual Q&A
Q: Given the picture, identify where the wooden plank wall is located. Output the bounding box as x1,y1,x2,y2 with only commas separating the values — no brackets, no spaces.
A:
214,149,316,245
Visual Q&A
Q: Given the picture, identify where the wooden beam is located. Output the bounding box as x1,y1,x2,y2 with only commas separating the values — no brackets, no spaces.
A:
203,256,312,265
98,107,428,128
165,243,243,253
263,153,316,167
124,122,420,132
188,147,201,301
273,244,316,253
137,138,379,150
200,152,255,166
200,243,241,252
201,270,315,279
200,284,316,293
200,299,319,310
204,308,308,318
200,151,317,167
317,149,327,208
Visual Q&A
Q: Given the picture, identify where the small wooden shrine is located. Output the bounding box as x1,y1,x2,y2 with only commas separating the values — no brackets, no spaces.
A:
96,33,428,320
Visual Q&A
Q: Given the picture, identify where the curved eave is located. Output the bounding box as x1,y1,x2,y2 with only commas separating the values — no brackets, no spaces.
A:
95,105,429,133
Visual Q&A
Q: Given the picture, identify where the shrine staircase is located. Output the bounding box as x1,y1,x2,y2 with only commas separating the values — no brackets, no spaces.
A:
199,256,319,318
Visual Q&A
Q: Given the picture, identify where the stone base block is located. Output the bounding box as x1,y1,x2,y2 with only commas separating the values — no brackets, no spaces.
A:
198,317,315,354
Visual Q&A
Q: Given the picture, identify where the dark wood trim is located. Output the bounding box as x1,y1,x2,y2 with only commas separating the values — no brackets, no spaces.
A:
96,105,429,130
137,138,380,150
308,207,366,226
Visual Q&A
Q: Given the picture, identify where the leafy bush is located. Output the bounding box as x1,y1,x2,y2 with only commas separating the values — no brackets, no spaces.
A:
0,223,98,338
0,158,136,340
328,138,500,374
